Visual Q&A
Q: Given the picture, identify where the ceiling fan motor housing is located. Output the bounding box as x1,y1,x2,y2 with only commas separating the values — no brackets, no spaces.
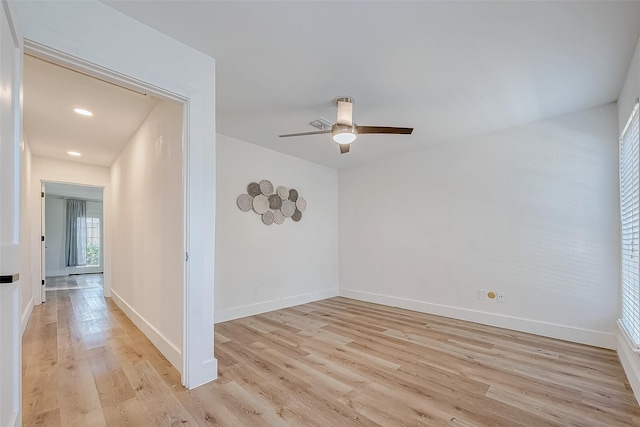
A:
332,124,356,144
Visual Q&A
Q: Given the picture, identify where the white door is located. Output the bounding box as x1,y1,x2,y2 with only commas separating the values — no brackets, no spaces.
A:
0,2,22,427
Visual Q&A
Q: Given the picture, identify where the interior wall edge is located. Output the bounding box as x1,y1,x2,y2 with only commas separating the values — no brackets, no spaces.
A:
109,289,182,371
339,288,617,350
215,287,339,324
617,327,640,405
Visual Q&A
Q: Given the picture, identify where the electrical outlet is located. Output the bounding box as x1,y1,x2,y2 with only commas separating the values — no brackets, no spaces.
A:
496,292,504,303
478,289,488,301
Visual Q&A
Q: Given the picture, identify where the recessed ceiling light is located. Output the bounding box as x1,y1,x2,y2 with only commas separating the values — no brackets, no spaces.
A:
67,151,81,157
73,108,93,116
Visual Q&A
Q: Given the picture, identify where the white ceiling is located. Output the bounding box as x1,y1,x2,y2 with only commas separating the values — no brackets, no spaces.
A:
25,2,640,170
23,55,158,167
101,1,640,170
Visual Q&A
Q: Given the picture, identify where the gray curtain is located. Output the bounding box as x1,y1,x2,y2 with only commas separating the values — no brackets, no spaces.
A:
65,199,87,267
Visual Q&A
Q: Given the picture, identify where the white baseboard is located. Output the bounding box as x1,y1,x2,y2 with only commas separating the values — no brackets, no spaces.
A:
215,288,339,323
186,357,218,390
46,268,104,278
45,270,67,278
339,288,616,350
109,289,182,372
68,266,104,275
8,411,18,427
21,296,34,336
616,322,640,405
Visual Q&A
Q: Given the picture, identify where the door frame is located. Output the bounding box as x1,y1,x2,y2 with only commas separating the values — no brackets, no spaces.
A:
27,41,193,378
40,181,106,300
40,183,45,303
18,1,217,389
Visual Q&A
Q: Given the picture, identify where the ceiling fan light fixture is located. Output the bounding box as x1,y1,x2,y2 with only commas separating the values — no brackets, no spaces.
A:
332,124,357,144
73,108,93,117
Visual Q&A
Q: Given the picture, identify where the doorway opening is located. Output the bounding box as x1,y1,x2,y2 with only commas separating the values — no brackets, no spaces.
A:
24,48,189,379
17,4,219,386
41,181,104,299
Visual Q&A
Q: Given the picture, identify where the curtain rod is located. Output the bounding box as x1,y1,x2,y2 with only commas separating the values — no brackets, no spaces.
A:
51,195,103,203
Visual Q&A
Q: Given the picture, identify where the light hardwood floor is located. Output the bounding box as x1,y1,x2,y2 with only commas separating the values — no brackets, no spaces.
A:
23,287,640,426
46,274,104,291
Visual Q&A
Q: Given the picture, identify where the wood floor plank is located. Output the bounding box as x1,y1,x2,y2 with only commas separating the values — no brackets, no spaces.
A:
57,357,106,427
22,364,59,421
174,387,244,426
122,360,198,426
23,279,640,427
102,397,156,427
29,408,61,427
86,345,137,407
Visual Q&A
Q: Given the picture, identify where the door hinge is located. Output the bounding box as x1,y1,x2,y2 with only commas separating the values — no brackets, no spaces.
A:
41,191,44,198
185,252,189,262
41,280,44,286
41,235,45,242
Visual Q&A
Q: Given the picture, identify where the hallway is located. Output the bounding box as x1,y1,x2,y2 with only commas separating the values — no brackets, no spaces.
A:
22,286,195,426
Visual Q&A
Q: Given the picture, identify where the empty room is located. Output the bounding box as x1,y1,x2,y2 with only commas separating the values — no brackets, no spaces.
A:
3,1,640,426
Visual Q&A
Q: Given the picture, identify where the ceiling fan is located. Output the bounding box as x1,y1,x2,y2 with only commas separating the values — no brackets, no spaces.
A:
279,97,413,154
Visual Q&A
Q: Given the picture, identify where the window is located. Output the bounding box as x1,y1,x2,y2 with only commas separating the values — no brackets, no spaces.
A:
65,199,102,269
620,100,640,347
86,216,101,267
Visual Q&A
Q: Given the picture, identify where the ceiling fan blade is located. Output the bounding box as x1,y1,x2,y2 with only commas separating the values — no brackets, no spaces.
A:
336,98,353,126
339,144,350,154
279,130,331,138
356,126,413,135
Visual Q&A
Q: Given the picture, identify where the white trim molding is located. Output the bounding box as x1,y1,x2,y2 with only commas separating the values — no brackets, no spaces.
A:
110,290,182,370
617,321,640,405
215,288,339,324
340,288,617,350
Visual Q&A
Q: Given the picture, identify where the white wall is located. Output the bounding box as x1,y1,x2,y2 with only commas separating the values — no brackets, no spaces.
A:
215,134,339,322
30,156,110,303
340,103,620,349
20,140,33,334
110,100,184,370
617,35,640,404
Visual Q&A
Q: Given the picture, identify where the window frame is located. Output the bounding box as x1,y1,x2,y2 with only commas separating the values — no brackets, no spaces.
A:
620,99,640,349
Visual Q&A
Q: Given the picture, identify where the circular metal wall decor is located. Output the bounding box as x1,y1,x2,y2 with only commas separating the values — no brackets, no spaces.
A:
281,199,296,217
260,180,274,196
273,210,285,224
238,180,307,225
237,194,253,212
296,197,307,212
277,186,289,199
252,194,269,214
247,182,261,197
262,210,274,225
268,194,282,210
